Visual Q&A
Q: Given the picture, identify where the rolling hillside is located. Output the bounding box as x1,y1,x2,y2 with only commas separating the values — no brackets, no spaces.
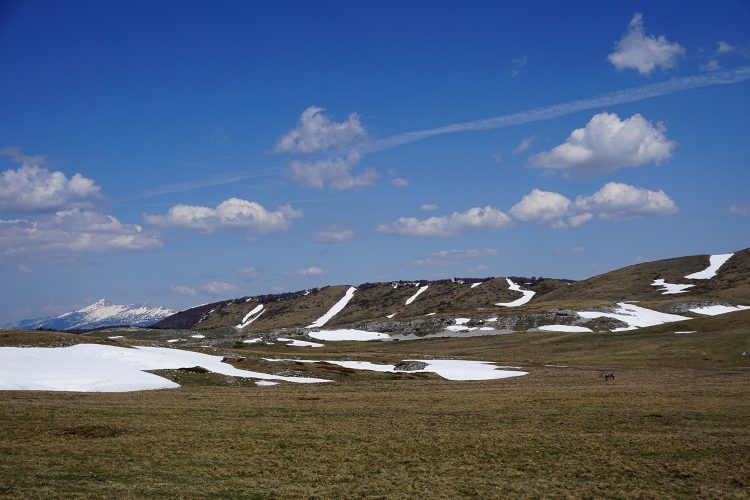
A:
151,248,750,336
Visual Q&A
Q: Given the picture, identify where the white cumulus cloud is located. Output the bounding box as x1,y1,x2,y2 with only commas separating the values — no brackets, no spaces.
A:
313,224,355,243
0,147,101,212
510,189,588,229
377,206,512,237
420,203,439,212
287,152,378,191
509,183,678,228
274,106,367,154
144,198,302,233
574,182,679,220
608,13,685,75
0,209,161,256
527,112,675,176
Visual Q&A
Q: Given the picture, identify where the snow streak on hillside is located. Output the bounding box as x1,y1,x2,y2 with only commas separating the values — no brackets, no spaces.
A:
236,304,264,329
405,285,429,305
685,253,734,279
496,279,535,307
307,287,357,328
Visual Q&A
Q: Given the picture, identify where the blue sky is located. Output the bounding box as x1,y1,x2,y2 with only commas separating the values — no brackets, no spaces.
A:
1,0,749,321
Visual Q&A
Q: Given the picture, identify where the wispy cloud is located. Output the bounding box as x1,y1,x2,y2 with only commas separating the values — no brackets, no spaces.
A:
512,136,536,156
377,206,512,238
313,224,355,243
371,66,750,151
553,246,585,255
170,281,240,297
728,204,750,218
293,266,326,277
415,248,502,266
135,170,277,199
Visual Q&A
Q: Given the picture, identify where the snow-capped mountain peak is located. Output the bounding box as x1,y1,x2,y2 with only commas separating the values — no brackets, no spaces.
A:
11,300,176,331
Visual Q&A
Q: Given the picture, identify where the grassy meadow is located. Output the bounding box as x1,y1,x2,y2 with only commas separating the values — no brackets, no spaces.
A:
1,314,749,498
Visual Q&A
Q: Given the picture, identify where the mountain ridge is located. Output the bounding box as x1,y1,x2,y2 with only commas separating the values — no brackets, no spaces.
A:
152,248,750,334
10,299,176,332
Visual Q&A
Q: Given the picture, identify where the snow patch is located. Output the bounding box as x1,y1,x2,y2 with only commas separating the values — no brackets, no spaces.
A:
386,313,396,319
190,334,205,339
651,278,695,295
265,358,527,381
307,287,356,328
255,381,278,387
470,282,482,288
447,325,477,332
537,325,593,333
277,337,324,347
496,279,535,307
685,253,734,280
308,329,391,341
689,305,750,316
578,302,690,331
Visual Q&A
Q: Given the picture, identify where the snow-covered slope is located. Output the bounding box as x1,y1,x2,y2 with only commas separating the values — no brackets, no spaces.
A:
11,299,176,331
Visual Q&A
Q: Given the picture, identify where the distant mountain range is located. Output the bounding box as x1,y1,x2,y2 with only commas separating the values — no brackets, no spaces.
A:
8,248,749,336
10,299,176,332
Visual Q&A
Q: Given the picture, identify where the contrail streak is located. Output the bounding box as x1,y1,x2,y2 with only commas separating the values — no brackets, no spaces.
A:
372,66,750,151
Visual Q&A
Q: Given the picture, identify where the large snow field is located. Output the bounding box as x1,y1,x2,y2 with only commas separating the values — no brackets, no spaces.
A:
0,344,330,392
